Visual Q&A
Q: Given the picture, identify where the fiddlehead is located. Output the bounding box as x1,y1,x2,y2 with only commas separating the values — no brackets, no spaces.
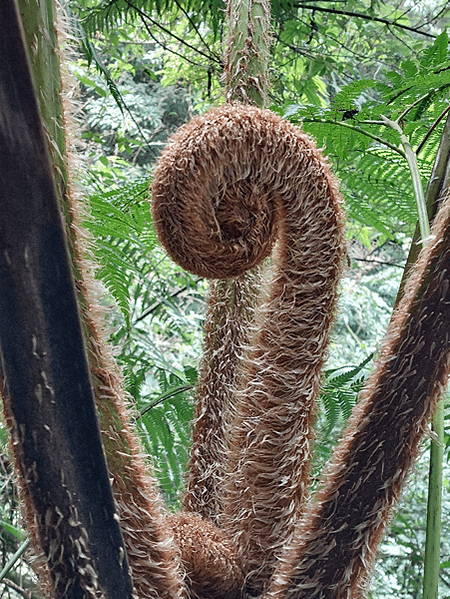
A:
152,102,345,594
168,511,245,599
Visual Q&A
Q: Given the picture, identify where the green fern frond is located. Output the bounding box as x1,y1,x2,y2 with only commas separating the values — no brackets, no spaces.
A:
79,34,125,113
282,36,450,239
136,367,195,505
340,149,426,235
329,79,378,112
420,30,449,69
324,352,374,387
80,0,302,39
320,353,373,434
85,179,157,323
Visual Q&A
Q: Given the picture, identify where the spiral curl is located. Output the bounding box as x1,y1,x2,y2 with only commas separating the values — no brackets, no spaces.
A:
151,104,334,279
152,103,345,595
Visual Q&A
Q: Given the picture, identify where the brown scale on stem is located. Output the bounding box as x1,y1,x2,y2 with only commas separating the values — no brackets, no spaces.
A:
183,272,263,524
266,195,450,599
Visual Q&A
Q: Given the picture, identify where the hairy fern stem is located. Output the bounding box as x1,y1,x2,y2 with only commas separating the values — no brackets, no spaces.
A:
382,113,442,599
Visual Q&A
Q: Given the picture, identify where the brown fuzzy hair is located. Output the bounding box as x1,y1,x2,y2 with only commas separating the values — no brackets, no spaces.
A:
266,193,450,599
183,272,263,524
168,511,245,599
1,4,185,598
152,102,345,594
152,102,450,599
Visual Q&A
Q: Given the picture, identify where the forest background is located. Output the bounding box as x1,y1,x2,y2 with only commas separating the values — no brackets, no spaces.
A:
1,0,450,597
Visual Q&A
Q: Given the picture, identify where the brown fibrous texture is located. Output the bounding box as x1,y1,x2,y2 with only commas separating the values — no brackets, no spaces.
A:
151,105,286,280
19,10,186,599
183,271,263,523
152,103,345,594
2,389,106,599
168,512,245,599
92,368,185,599
267,195,450,599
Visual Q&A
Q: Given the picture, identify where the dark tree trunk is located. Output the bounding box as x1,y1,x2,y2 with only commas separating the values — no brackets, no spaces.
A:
0,2,134,597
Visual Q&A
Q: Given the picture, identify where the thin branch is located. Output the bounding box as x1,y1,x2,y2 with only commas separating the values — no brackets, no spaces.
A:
353,257,404,268
421,2,450,27
274,34,314,58
123,0,219,63
139,16,206,67
2,571,42,599
386,22,417,54
351,102,450,159
138,385,193,416
171,0,220,60
417,105,450,156
300,118,406,158
397,93,431,123
134,285,190,324
293,4,436,38
81,34,156,145
2,578,32,599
